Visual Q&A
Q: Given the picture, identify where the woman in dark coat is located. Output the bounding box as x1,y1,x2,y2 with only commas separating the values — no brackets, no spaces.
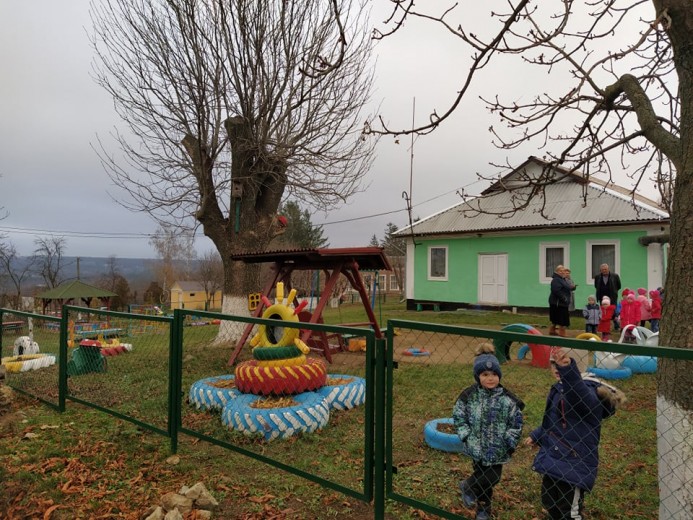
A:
548,265,573,336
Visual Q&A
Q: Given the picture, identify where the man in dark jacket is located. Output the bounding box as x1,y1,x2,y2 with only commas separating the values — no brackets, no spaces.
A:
594,264,621,330
594,263,621,305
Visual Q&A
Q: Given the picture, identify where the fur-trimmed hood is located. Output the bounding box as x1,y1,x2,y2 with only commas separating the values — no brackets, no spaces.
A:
582,374,627,410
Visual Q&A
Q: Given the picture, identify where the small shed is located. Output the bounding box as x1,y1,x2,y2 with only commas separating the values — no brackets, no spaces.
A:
36,280,117,314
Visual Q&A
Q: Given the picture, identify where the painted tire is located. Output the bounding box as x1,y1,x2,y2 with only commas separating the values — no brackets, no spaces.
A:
1,354,57,373
188,375,241,411
403,348,431,357
316,375,366,410
517,344,530,360
587,366,633,380
257,355,306,368
221,391,330,441
494,324,549,366
256,303,300,347
235,357,328,395
252,345,303,361
101,346,129,356
423,418,463,453
622,355,657,374
576,333,601,342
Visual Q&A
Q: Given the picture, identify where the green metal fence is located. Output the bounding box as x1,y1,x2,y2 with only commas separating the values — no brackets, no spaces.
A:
2,307,691,519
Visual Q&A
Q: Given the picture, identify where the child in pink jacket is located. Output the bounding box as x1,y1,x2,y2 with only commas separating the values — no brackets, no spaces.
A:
637,288,651,327
619,290,639,342
649,290,662,333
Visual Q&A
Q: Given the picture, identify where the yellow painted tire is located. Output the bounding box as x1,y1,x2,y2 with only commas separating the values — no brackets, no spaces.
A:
1,354,56,373
576,333,601,341
235,357,327,395
257,303,299,347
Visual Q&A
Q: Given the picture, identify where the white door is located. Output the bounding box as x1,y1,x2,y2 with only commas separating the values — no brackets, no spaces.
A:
478,254,508,304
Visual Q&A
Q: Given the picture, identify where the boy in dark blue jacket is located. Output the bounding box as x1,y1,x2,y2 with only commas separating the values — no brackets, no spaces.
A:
523,348,625,519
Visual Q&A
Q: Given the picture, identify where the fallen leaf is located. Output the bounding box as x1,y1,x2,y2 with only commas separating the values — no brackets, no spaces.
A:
165,455,180,465
43,504,60,520
22,432,39,440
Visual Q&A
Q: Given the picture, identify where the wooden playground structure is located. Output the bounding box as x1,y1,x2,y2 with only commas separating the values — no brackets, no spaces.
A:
228,247,392,365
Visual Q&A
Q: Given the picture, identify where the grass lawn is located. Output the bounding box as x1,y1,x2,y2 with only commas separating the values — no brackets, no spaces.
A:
0,302,657,519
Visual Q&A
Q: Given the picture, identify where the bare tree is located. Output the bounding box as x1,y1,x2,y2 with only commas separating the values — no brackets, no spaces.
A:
97,255,130,310
33,236,67,289
0,241,35,309
149,224,197,302
90,0,375,332
197,249,224,310
371,1,690,515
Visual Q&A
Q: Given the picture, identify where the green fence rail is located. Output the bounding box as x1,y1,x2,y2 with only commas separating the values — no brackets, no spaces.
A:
1,307,691,519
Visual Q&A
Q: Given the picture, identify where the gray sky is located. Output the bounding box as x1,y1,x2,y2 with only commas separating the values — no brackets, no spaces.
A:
0,1,655,259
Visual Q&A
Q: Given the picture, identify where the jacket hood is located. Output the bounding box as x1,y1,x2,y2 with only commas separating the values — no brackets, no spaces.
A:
582,374,627,410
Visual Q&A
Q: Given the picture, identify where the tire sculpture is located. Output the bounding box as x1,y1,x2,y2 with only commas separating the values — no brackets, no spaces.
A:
190,282,364,440
494,324,551,367
423,418,463,453
622,355,657,374
316,375,366,410
188,375,241,411
221,391,330,441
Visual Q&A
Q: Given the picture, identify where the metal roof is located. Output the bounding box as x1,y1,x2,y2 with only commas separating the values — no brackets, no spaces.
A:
231,247,392,271
399,160,669,237
36,280,117,300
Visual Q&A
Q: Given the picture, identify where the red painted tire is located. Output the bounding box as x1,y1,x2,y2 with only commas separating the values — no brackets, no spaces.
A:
235,357,327,396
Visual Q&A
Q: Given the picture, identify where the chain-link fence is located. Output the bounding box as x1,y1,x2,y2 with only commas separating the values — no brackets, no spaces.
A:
384,319,692,520
2,306,690,519
177,307,376,502
1,309,62,409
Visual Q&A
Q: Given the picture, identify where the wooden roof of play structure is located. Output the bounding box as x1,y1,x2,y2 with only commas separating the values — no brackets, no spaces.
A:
36,280,117,313
228,247,392,365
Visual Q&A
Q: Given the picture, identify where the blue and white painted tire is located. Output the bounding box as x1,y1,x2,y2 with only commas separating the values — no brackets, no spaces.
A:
316,375,366,411
587,366,633,380
622,355,657,374
221,391,330,441
188,375,240,411
423,418,463,453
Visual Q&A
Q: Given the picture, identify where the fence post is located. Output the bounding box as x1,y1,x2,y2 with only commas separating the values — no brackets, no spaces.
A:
373,336,387,519
168,310,183,454
58,308,68,412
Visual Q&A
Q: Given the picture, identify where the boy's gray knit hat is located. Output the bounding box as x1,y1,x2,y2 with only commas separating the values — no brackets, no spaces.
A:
473,352,502,382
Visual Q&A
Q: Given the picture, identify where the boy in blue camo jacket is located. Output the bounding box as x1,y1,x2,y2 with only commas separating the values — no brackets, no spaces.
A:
453,344,525,520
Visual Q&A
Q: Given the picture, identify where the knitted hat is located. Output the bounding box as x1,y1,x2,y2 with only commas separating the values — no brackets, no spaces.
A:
601,296,611,305
473,344,502,382
622,288,632,298
637,288,647,296
649,289,660,299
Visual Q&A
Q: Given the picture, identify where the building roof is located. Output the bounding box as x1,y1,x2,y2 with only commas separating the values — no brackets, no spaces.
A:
171,281,207,292
231,247,392,271
398,157,669,237
36,280,117,300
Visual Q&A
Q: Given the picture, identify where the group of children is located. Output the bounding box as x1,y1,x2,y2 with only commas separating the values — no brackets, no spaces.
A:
582,287,662,341
453,344,625,519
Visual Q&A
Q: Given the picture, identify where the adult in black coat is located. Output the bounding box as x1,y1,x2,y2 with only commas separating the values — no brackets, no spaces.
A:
594,263,621,305
548,265,573,336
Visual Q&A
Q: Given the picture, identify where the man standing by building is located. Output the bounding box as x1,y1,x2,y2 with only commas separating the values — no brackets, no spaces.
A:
594,264,622,323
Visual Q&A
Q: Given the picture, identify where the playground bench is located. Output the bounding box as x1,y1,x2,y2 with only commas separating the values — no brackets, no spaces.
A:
75,328,124,340
1,321,25,334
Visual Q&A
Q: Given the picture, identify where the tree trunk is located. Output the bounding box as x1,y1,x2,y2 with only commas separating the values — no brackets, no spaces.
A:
656,2,693,516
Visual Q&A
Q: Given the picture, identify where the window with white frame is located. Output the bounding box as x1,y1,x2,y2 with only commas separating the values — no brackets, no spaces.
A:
588,240,619,281
389,274,399,291
540,242,569,283
378,274,387,289
428,246,448,280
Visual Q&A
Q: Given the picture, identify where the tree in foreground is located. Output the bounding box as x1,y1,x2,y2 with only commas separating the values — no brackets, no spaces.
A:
91,0,375,335
370,1,690,515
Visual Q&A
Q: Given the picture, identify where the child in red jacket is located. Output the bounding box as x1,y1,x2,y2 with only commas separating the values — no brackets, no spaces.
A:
598,296,615,341
649,290,662,333
619,290,640,343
